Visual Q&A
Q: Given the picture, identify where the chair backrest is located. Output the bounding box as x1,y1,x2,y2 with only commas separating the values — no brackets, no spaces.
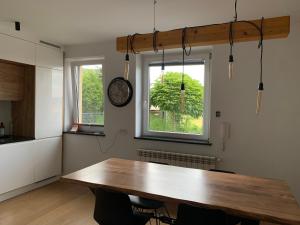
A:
209,169,235,174
93,188,134,225
175,204,228,225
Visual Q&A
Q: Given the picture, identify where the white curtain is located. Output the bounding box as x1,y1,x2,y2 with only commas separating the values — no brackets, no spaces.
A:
64,59,80,131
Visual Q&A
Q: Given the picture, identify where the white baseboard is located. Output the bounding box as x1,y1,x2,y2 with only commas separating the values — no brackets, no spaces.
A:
0,176,60,203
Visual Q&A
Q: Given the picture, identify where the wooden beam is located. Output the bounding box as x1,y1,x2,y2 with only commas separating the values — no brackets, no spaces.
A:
116,16,290,53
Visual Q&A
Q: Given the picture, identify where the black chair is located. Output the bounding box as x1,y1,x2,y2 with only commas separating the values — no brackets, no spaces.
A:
160,204,260,225
175,204,228,225
209,169,235,174
93,188,151,225
129,161,170,225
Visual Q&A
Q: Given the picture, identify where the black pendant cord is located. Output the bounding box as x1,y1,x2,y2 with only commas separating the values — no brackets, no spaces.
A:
234,0,238,22
153,0,157,33
239,19,264,84
229,21,234,57
181,27,192,91
129,33,140,54
182,27,191,57
259,18,264,85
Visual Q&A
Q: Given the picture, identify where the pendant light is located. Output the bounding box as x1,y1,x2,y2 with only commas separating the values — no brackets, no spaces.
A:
161,48,165,83
228,22,234,80
152,0,165,83
228,0,237,80
123,35,130,80
256,18,264,114
180,27,191,113
180,47,185,113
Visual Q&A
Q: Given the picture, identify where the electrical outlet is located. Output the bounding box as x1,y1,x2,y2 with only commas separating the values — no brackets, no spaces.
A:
119,129,128,135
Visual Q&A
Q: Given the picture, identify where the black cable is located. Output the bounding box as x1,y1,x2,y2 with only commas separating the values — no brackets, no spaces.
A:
181,27,191,56
129,33,140,54
229,21,234,57
181,28,186,89
234,0,238,22
259,17,264,86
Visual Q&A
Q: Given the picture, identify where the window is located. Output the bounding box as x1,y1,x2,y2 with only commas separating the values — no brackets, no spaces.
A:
142,52,211,141
71,60,104,133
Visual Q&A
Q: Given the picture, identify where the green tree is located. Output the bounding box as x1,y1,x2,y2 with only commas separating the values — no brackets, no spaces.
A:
82,68,104,114
150,72,204,118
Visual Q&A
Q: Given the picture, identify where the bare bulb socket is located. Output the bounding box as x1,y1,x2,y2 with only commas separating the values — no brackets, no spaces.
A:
258,82,264,91
161,63,165,71
125,54,129,61
229,54,234,63
181,83,185,91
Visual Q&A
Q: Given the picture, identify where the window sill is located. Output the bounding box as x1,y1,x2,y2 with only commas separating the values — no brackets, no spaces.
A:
64,131,106,137
134,136,212,146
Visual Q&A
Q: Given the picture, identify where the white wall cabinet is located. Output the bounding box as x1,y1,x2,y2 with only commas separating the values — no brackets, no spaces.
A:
35,45,63,70
0,137,62,195
35,67,63,139
0,33,35,65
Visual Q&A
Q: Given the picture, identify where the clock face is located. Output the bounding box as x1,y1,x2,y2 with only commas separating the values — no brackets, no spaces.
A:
107,77,133,107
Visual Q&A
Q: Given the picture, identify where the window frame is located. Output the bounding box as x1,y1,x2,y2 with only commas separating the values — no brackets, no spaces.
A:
142,51,211,141
71,59,105,132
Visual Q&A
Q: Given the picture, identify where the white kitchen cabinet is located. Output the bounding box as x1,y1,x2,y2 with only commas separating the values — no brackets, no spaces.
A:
35,44,63,70
33,137,62,182
0,33,35,65
0,137,62,195
35,67,63,139
0,141,35,194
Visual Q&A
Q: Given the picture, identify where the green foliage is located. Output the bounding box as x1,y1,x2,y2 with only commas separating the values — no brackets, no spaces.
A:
82,68,104,114
150,72,204,118
149,112,203,134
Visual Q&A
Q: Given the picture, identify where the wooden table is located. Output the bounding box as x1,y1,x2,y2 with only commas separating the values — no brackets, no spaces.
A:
62,158,300,225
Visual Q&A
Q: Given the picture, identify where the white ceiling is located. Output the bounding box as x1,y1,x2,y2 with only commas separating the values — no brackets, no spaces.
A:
0,0,299,46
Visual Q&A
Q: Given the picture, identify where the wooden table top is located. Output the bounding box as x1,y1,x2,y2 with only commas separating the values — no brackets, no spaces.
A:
62,158,300,225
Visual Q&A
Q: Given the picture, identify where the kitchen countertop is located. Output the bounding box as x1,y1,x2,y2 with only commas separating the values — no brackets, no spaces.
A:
0,135,34,145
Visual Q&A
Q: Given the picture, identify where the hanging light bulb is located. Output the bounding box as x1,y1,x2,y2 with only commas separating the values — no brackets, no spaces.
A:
228,54,234,80
228,21,234,80
180,27,191,113
180,83,185,113
256,82,264,114
124,53,129,80
160,65,165,83
256,17,265,115
124,35,130,80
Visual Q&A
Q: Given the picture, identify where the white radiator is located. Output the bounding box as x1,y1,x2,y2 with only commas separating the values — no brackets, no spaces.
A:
137,149,218,170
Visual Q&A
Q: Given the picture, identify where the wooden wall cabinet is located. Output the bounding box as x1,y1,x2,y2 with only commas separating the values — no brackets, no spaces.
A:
0,61,25,101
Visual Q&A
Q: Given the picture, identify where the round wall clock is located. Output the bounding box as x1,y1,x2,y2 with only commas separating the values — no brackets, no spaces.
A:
107,77,133,107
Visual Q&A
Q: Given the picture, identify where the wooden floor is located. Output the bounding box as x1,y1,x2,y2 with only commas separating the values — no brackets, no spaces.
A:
0,181,274,225
0,181,97,225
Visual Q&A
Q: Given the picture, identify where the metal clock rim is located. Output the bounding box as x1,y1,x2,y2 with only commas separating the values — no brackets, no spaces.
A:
107,77,133,107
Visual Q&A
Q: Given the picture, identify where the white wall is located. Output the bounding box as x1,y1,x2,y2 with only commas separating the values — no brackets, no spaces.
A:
0,101,11,135
63,20,300,202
